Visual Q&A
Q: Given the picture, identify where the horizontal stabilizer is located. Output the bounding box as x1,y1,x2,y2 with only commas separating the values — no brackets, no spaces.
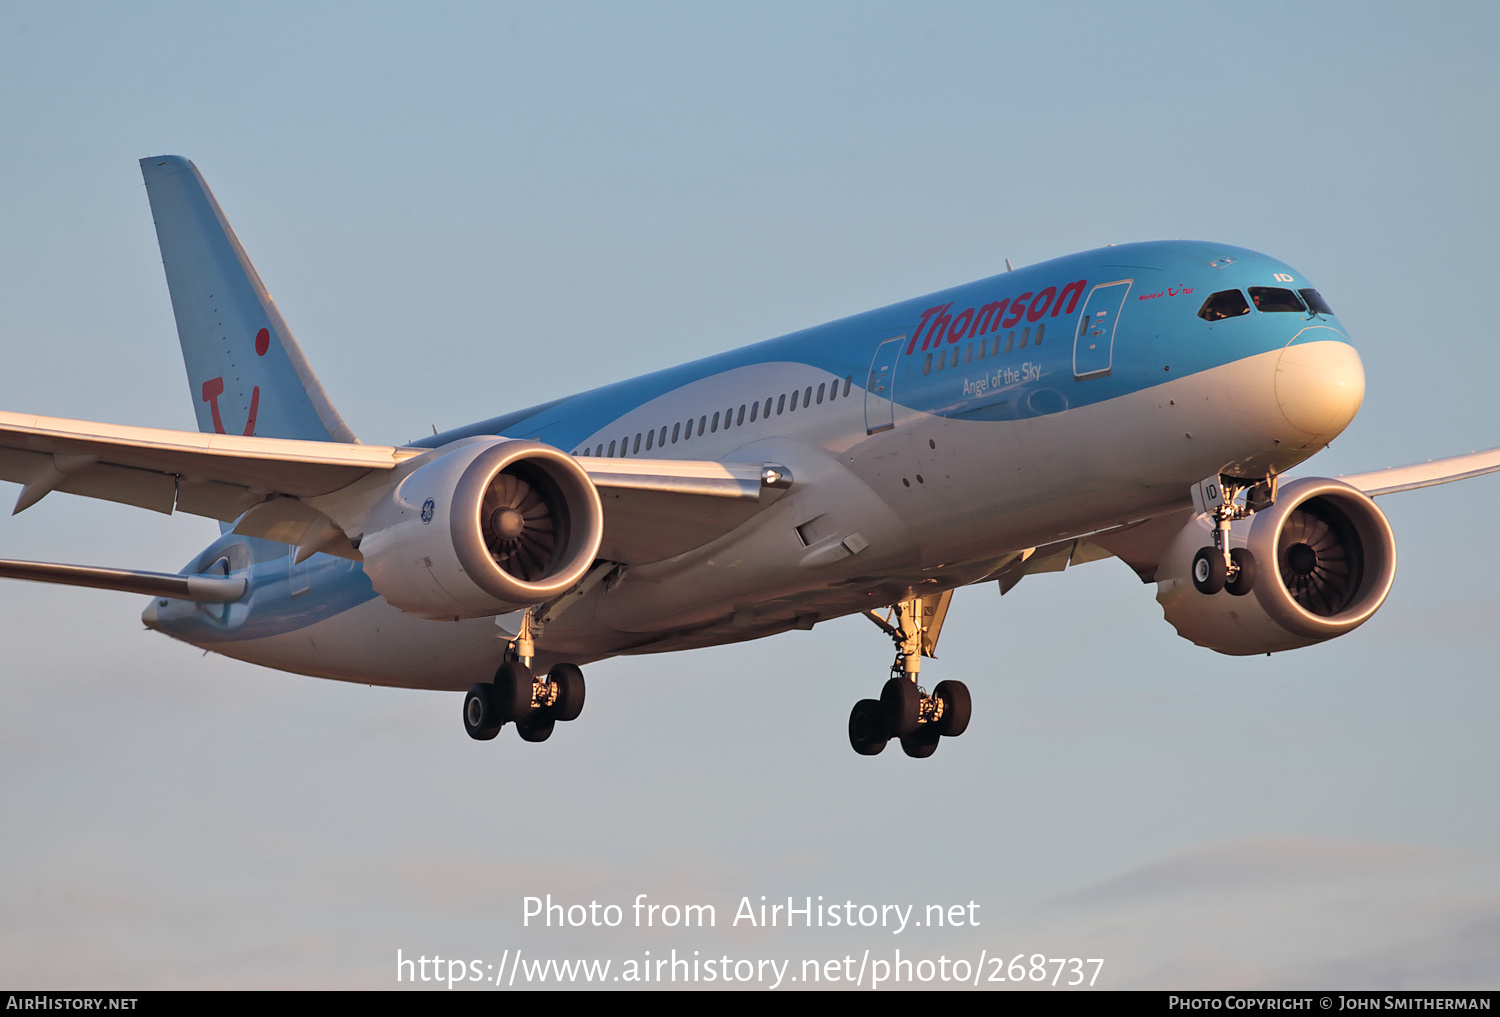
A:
0,558,245,602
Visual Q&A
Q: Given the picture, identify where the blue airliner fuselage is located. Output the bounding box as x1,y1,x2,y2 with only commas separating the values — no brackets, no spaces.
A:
146,240,1363,690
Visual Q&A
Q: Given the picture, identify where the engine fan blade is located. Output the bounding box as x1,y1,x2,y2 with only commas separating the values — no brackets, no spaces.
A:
1277,504,1360,616
481,472,558,581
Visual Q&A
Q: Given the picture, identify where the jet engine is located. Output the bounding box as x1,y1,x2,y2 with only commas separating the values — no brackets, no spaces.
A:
1156,477,1396,655
359,438,604,619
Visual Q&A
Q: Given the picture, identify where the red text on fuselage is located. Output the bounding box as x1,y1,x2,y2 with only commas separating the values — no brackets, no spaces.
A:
905,278,1087,355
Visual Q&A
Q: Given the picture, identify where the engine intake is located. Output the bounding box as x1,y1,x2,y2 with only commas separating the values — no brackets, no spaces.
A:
360,438,604,619
1157,477,1397,654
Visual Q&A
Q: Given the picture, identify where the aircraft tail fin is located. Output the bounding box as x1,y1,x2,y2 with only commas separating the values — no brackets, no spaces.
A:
139,156,357,444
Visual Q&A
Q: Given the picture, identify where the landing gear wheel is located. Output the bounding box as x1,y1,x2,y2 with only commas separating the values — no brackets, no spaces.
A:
516,715,555,743
848,699,888,756
547,663,586,722
1225,547,1257,597
932,680,971,737
880,676,921,738
463,683,502,740
900,725,940,758
494,661,536,721
1192,547,1226,594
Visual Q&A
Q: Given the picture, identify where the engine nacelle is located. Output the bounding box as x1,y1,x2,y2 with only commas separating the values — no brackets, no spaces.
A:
360,438,604,620
1156,477,1397,655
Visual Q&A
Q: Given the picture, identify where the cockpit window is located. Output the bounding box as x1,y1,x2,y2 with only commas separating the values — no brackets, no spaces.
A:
1198,289,1251,321
1298,288,1334,315
1248,287,1305,313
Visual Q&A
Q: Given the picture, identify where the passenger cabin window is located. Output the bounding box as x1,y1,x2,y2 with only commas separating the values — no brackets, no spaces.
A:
595,368,861,463
1198,289,1251,321
1248,287,1305,313
1299,288,1334,315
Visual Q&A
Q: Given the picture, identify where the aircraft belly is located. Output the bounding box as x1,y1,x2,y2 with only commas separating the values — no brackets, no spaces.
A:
544,347,1319,646
162,347,1343,686
590,435,920,634
203,596,501,691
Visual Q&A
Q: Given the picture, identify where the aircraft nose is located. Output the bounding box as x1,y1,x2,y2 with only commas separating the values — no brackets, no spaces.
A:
1274,339,1365,439
141,597,162,629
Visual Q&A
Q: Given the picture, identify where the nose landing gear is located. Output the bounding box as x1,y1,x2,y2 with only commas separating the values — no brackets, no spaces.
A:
850,593,970,758
1190,473,1275,597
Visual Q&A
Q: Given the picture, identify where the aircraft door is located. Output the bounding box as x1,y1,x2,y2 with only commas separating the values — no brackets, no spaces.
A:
1073,280,1132,379
864,335,906,434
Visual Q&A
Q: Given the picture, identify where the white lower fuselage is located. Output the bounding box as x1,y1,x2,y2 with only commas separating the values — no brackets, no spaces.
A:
161,335,1362,692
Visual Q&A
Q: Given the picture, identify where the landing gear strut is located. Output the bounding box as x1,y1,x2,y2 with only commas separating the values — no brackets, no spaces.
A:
1191,473,1275,597
463,607,587,743
850,594,970,758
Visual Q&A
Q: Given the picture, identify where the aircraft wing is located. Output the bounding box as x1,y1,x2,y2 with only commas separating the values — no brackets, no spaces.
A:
1340,446,1500,496
0,409,788,575
572,456,787,563
0,410,417,519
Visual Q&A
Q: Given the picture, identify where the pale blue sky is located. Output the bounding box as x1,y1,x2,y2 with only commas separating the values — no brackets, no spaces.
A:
1,1,1497,989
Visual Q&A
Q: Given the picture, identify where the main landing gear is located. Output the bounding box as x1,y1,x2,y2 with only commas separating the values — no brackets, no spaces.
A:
463,607,587,743
849,595,971,758
1190,473,1275,598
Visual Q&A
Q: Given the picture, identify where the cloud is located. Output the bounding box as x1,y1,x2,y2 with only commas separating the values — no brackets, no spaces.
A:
1012,837,1500,989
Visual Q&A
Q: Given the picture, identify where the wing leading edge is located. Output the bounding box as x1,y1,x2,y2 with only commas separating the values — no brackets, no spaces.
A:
1339,446,1500,496
0,409,793,591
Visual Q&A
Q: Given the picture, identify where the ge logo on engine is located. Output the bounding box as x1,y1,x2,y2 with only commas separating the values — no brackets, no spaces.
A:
420,498,435,524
